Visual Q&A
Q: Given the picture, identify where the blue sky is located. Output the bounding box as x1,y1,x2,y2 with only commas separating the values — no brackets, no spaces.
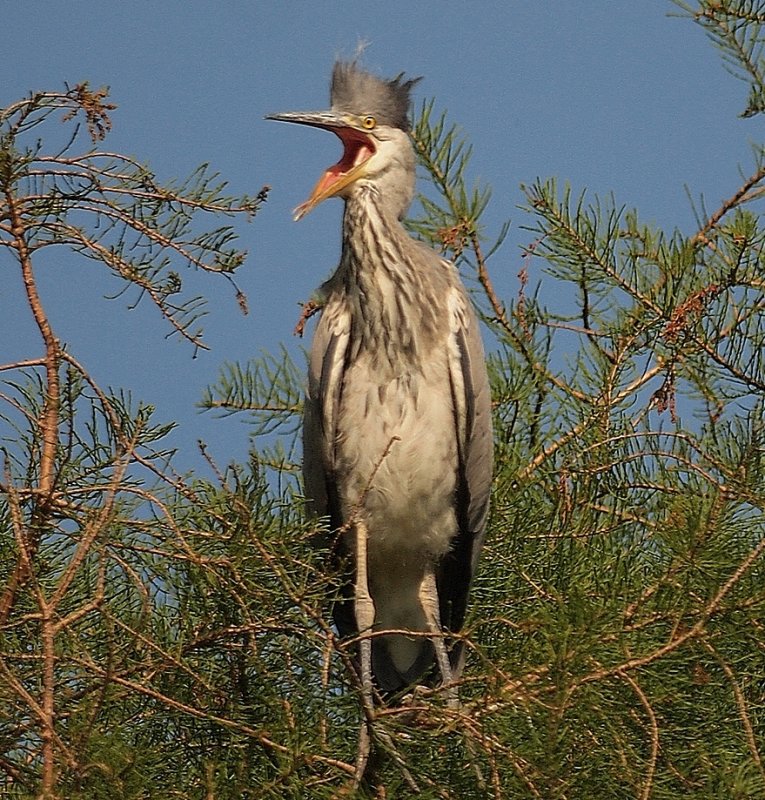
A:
1,2,755,473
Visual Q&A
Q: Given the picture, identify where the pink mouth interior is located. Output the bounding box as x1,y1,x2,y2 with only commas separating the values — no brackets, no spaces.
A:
312,128,375,196
294,127,377,220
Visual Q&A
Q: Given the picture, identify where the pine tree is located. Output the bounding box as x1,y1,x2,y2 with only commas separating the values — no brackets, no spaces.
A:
2,3,765,798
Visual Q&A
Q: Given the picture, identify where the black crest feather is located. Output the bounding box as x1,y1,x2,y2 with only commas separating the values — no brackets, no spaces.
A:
330,61,421,132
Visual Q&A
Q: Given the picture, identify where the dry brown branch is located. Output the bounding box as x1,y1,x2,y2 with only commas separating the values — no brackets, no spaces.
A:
48,426,139,611
0,188,62,627
469,229,509,327
692,164,765,247
61,83,115,142
294,298,322,337
71,656,356,777
574,530,765,692
0,84,272,796
619,670,659,800
700,637,765,780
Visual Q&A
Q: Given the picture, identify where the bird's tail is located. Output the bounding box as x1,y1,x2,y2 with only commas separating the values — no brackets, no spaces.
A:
371,636,464,698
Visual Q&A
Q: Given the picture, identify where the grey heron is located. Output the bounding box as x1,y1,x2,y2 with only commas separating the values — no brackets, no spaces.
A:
267,61,493,709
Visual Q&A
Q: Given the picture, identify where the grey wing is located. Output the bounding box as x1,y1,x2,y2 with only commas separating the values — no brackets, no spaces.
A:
302,303,357,638
438,287,493,635
302,303,350,528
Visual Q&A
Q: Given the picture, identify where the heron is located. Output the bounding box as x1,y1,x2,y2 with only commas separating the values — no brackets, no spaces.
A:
267,62,492,710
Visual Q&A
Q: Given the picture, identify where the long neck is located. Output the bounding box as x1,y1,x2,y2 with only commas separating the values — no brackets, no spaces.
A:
340,187,442,370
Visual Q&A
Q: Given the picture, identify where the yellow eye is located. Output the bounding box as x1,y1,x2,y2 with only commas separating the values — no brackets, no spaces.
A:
361,115,376,130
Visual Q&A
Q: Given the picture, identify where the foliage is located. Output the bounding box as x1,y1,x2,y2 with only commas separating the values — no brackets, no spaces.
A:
2,3,765,798
674,0,765,116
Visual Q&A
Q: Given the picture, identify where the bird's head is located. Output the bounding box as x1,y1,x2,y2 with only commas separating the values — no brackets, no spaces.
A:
267,61,421,221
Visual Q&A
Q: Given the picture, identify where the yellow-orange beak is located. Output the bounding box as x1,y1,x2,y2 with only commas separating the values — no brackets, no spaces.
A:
266,111,376,220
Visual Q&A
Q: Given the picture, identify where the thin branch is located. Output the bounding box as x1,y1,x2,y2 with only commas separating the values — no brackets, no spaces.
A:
692,161,765,246
619,671,659,800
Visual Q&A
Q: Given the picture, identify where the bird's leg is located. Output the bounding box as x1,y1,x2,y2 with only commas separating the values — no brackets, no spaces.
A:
420,569,486,789
354,517,376,701
419,567,458,709
353,517,376,786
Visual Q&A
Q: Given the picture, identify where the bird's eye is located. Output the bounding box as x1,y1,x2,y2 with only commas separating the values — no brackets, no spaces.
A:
361,115,377,130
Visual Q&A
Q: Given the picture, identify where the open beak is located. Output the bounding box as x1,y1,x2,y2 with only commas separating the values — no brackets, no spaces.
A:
266,111,376,220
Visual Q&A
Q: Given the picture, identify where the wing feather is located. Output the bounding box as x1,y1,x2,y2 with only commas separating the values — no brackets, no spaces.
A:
438,288,493,640
302,304,357,639
302,304,350,526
